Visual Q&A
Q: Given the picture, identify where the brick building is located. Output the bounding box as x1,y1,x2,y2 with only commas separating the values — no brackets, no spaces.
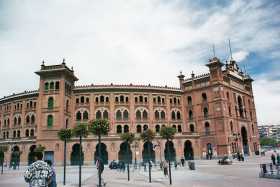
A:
0,57,259,165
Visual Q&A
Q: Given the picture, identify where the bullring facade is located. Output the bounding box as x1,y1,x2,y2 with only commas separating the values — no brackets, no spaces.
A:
0,57,259,165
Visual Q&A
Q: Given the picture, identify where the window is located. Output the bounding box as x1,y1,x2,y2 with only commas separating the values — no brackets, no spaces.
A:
95,97,99,103
143,110,148,120
135,97,138,103
83,111,88,120
120,95,124,102
155,111,159,120
176,111,181,120
26,116,30,124
144,97,148,103
31,115,35,124
45,82,49,91
105,97,109,102
143,124,148,131
125,97,129,102
81,96,84,103
136,125,142,133
55,81,59,90
30,129,34,136
100,96,104,102
123,110,129,120
117,125,122,134
238,96,244,118
17,130,20,138
178,125,182,133
161,111,165,120
47,115,54,128
124,125,129,133
172,124,176,129
14,117,17,126
103,110,109,119
115,97,119,102
189,110,193,120
230,122,233,133
190,124,194,132
116,110,122,120
96,111,102,120
18,117,21,125
205,122,210,135
76,98,79,104
203,108,208,118
171,111,176,120
155,125,160,133
202,93,207,102
50,82,54,90
76,111,82,121
187,96,192,105
136,110,141,120
86,98,89,103
48,97,54,109
139,96,143,102
25,129,29,137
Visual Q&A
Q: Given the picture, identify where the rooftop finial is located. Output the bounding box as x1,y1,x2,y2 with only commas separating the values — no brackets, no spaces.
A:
42,59,45,66
228,39,233,60
62,58,66,64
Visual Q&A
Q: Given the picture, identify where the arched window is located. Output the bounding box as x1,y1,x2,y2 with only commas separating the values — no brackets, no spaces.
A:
144,97,148,103
202,93,207,101
106,97,109,102
116,110,122,120
158,96,161,103
251,124,254,134
76,98,79,104
17,130,20,138
161,111,165,120
25,129,29,137
125,97,129,102
177,111,181,120
86,97,89,103
189,110,193,120
205,122,210,135
135,97,138,103
139,96,143,102
95,97,99,103
81,96,84,103
190,124,195,132
30,129,34,136
48,97,54,109
120,95,124,103
116,125,122,134
76,111,82,121
136,110,141,120
123,110,129,120
143,110,148,120
178,125,182,133
115,97,119,102
100,95,104,102
155,111,159,120
171,111,176,120
96,111,101,119
103,110,109,119
31,115,35,124
172,124,177,130
14,117,17,126
136,125,142,133
50,82,54,90
238,96,244,118
44,82,49,91
230,121,233,133
66,100,69,112
124,125,129,133
13,131,16,138
187,96,192,105
47,115,54,128
83,111,88,120
173,98,177,104
203,108,208,118
155,125,160,133
55,81,60,90
143,124,148,131
26,116,30,124
18,117,21,125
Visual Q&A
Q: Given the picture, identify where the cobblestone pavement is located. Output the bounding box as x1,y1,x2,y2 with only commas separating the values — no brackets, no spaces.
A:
0,155,279,187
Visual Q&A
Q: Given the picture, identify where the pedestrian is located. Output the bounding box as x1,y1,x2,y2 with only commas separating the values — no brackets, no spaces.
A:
181,157,185,167
24,152,53,187
271,153,276,165
174,161,178,170
237,152,241,161
276,153,280,165
45,160,57,187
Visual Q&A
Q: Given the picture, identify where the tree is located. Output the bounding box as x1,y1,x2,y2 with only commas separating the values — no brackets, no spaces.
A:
58,128,72,185
160,126,176,185
140,129,155,183
89,119,110,187
0,145,8,174
72,123,88,187
120,132,135,181
260,137,278,147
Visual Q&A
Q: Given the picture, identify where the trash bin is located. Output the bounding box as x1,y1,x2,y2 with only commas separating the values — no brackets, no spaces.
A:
188,161,195,170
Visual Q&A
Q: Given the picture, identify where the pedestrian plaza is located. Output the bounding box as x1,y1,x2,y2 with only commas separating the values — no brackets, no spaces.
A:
0,155,279,187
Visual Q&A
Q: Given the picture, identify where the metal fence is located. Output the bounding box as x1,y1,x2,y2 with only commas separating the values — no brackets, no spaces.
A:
259,163,280,179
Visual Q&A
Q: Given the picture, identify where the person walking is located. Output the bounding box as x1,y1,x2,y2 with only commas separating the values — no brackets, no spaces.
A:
163,161,168,177
276,153,280,165
271,153,276,165
181,157,185,167
24,152,53,187
45,160,57,187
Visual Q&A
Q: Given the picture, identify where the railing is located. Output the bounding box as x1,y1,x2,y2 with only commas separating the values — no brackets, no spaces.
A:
259,163,280,179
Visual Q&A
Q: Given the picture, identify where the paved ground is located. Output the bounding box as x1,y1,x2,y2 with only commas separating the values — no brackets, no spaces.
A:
0,155,279,187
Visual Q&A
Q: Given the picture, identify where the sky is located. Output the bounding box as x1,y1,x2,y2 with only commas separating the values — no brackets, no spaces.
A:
0,0,279,125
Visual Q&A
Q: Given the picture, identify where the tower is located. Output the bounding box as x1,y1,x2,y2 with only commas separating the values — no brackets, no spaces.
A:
35,60,78,142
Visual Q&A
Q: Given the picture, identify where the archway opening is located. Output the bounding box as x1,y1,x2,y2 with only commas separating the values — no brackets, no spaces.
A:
28,145,37,165
94,143,108,164
70,144,84,166
206,143,213,159
184,140,194,160
142,141,155,163
164,141,176,162
10,146,20,167
241,127,249,155
118,142,132,164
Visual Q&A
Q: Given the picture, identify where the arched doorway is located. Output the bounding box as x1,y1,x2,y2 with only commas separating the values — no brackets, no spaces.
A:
94,143,108,164
70,144,84,166
10,146,20,168
28,145,36,165
142,142,155,163
241,127,249,155
206,143,213,159
164,141,176,162
118,142,132,163
184,140,193,160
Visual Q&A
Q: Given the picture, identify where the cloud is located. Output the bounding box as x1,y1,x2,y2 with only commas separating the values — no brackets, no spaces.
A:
0,0,279,124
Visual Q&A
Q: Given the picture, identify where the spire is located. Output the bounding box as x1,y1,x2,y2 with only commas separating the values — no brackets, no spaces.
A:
228,39,233,60
212,44,216,57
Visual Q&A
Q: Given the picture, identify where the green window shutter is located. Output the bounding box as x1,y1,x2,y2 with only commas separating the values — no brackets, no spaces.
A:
48,97,54,109
47,115,53,128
